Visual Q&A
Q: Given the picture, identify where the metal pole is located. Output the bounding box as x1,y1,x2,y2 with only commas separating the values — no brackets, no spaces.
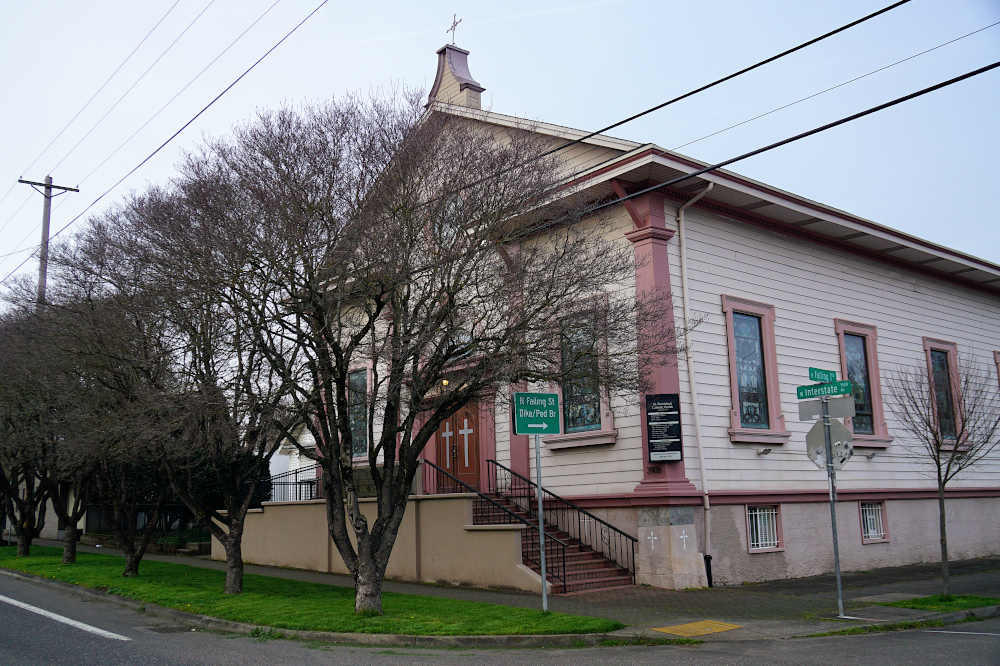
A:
822,396,845,617
535,433,547,612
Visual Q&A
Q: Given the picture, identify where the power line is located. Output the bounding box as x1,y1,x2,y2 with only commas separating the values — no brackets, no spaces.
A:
0,194,33,236
443,0,915,202
587,61,1000,216
77,0,285,187
539,0,914,161
18,0,182,182
3,0,330,287
43,1,330,243
672,20,1000,151
48,0,219,174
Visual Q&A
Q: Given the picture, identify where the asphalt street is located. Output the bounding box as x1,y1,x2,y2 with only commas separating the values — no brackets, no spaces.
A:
1,574,997,666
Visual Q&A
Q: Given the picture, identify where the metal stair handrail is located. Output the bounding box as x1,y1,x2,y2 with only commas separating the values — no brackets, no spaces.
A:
423,460,568,591
487,459,637,583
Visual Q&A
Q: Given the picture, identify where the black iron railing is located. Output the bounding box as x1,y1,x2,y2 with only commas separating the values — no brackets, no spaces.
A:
487,459,637,583
424,460,568,592
261,464,324,503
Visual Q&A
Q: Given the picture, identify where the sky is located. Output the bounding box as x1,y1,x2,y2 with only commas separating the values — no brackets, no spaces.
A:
1,0,998,284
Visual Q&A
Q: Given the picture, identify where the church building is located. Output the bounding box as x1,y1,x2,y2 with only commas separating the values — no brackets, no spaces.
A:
249,44,1000,592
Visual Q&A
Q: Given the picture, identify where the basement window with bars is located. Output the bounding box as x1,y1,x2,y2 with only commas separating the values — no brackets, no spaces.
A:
746,505,782,552
860,502,888,543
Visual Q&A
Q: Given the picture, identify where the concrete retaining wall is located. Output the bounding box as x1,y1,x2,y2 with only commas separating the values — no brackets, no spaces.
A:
212,494,543,592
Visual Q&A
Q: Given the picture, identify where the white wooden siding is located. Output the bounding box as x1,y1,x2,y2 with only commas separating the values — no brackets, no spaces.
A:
490,201,1000,498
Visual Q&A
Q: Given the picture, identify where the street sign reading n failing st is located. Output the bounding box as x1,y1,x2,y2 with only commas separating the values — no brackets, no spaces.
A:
513,393,560,436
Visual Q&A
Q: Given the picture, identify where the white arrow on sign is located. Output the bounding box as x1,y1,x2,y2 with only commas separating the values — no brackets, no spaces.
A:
527,423,549,429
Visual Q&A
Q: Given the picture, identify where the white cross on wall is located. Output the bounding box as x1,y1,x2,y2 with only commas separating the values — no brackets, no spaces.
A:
679,529,689,551
459,418,474,468
647,533,658,551
441,421,453,468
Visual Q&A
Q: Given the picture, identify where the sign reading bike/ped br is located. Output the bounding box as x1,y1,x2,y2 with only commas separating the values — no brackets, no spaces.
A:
513,392,560,436
512,392,559,613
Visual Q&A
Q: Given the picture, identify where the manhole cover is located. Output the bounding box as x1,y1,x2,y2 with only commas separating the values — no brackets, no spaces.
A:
145,624,196,634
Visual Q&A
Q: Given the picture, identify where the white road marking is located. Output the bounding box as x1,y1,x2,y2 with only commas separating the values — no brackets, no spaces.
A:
923,630,1000,636
0,593,132,641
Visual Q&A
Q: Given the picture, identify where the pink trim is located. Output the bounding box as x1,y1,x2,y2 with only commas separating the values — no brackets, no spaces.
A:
561,486,1000,509
746,504,784,553
922,336,961,439
858,500,890,544
721,295,790,444
623,192,696,494
562,149,1000,298
835,320,892,447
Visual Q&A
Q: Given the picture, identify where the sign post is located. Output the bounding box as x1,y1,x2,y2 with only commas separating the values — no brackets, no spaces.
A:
822,395,846,619
799,370,853,619
513,392,560,612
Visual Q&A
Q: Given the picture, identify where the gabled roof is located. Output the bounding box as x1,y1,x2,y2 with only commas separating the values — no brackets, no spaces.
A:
428,102,1000,298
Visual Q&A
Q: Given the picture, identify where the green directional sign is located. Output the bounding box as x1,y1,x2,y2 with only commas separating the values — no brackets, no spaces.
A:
797,380,853,400
808,367,838,383
513,392,560,435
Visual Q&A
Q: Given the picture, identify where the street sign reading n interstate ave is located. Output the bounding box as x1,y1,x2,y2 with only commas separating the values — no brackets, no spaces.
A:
797,380,853,400
513,393,560,436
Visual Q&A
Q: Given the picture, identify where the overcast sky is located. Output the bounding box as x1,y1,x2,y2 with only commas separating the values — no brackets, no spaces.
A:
2,0,998,283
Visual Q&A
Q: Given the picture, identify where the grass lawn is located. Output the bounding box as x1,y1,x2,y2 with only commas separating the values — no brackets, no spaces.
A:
882,595,1000,613
0,547,623,636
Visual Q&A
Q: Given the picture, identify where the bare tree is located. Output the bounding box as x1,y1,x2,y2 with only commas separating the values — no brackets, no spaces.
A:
169,92,688,614
0,312,53,557
62,178,301,594
42,232,177,577
885,353,1000,598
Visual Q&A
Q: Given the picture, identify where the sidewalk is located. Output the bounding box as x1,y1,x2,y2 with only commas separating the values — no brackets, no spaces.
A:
32,539,1000,641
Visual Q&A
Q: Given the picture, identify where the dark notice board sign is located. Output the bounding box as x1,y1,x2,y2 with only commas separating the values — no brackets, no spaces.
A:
646,393,682,462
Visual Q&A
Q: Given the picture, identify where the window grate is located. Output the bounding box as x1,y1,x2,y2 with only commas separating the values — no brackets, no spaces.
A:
861,502,885,540
748,506,779,550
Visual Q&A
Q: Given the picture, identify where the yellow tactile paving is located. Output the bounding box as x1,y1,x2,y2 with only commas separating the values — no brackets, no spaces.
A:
651,620,743,637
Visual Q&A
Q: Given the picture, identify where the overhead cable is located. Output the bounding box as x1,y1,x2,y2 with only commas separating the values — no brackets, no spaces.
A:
77,0,285,187
19,1,182,182
588,61,1000,215
538,0,914,160
672,20,1000,151
49,0,219,174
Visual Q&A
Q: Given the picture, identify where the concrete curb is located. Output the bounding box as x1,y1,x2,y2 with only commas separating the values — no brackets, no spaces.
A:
0,567,613,648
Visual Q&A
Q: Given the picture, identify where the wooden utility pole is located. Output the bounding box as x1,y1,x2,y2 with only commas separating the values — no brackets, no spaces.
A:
17,176,78,307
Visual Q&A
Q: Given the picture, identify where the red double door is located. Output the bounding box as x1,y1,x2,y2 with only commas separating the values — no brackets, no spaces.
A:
435,403,480,490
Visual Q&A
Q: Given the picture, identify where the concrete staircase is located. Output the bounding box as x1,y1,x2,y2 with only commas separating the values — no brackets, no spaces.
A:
476,495,633,593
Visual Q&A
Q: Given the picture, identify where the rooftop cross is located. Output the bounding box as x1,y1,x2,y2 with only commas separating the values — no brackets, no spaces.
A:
446,14,462,45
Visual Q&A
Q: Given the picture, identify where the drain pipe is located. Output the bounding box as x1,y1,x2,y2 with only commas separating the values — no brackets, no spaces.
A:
676,182,714,586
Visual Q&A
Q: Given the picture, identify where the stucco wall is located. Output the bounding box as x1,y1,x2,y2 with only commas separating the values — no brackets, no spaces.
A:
709,497,1000,585
213,494,544,593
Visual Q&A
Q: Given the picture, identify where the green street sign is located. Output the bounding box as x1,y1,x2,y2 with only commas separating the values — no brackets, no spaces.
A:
808,367,838,383
513,392,560,435
797,380,853,400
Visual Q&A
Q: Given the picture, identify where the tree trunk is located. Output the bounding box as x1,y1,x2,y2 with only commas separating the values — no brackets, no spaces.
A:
16,534,31,557
122,548,141,577
223,537,244,595
354,559,384,615
938,483,950,598
62,524,79,564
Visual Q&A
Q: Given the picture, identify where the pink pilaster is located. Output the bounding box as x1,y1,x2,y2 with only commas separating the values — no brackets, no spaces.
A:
620,189,698,496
